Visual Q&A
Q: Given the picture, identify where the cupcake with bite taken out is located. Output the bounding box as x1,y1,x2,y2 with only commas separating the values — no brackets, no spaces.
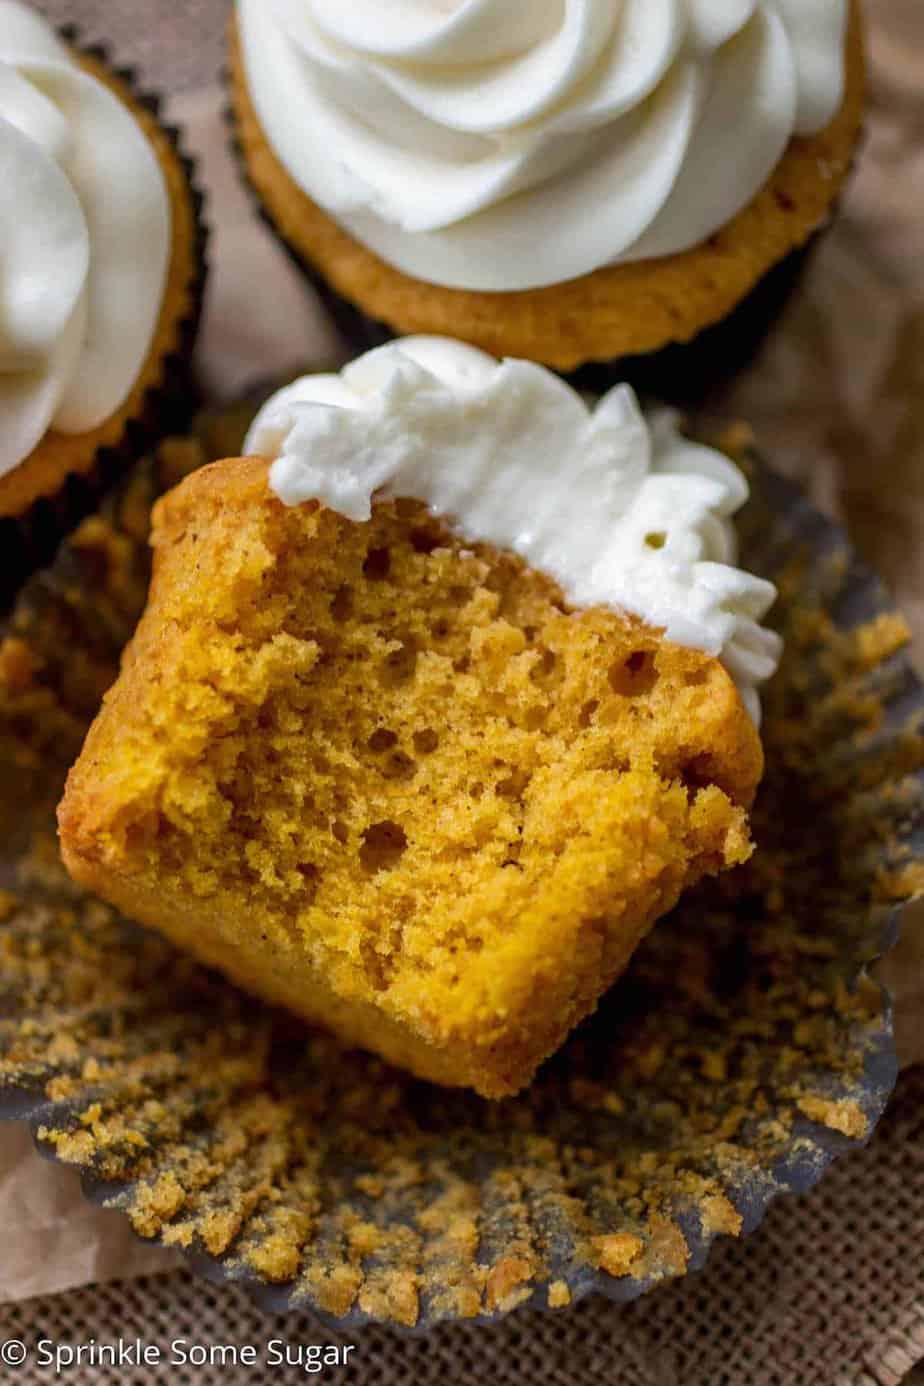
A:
58,336,782,1099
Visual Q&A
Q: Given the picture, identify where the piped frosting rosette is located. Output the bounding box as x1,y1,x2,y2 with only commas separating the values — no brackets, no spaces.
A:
238,0,848,290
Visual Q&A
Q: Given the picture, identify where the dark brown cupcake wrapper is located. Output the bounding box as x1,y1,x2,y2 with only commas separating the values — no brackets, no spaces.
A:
0,404,920,1330
0,30,210,618
567,238,823,405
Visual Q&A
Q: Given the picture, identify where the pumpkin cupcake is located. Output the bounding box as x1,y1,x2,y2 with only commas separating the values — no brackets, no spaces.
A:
229,0,864,392
0,1,206,607
58,338,781,1098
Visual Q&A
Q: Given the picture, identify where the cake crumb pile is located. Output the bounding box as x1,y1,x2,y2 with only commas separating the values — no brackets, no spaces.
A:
59,458,761,1097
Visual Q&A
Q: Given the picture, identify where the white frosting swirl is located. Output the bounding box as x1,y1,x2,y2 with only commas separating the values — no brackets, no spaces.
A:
238,0,847,292
245,338,782,722
0,2,171,478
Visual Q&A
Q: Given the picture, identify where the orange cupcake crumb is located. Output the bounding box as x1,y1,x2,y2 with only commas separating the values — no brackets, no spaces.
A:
59,458,763,1097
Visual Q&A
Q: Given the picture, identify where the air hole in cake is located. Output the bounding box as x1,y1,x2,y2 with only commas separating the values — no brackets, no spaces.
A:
684,667,710,688
331,819,348,845
297,862,321,903
448,585,470,606
681,755,718,794
496,769,531,801
122,812,160,853
409,527,439,554
368,728,398,753
330,584,353,621
530,647,556,679
363,547,391,580
469,782,484,801
645,532,667,550
302,628,339,664
524,707,546,731
432,618,451,639
360,820,408,874
382,751,417,781
413,728,439,755
609,650,658,697
579,699,599,728
453,654,471,674
380,636,418,686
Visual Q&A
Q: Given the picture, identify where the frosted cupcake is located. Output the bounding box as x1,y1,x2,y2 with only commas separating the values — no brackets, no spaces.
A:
59,338,782,1099
0,1,206,605
229,0,863,389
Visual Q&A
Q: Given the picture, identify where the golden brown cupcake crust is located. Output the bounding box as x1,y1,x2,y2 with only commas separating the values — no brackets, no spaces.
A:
0,49,199,521
229,1,865,371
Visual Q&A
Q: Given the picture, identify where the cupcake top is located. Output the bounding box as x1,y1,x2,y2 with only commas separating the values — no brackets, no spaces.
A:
238,0,848,291
0,1,171,478
245,337,782,721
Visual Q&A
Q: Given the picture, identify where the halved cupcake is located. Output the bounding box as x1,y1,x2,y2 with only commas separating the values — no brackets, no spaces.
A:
0,1,206,606
58,339,781,1098
228,1,864,389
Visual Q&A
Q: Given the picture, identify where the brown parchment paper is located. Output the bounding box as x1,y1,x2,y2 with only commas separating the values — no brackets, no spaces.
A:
1,4,923,1381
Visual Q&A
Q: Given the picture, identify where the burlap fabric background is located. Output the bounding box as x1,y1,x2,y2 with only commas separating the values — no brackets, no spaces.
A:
2,1,922,1382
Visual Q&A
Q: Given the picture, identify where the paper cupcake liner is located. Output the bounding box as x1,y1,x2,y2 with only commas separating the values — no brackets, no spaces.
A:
568,240,820,405
0,406,920,1330
0,31,209,617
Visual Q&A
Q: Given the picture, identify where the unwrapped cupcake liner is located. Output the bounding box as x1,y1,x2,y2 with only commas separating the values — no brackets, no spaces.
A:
0,403,921,1330
0,30,209,617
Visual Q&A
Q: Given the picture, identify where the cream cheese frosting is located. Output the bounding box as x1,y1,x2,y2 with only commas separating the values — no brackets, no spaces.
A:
245,337,782,722
237,0,847,292
0,1,171,478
